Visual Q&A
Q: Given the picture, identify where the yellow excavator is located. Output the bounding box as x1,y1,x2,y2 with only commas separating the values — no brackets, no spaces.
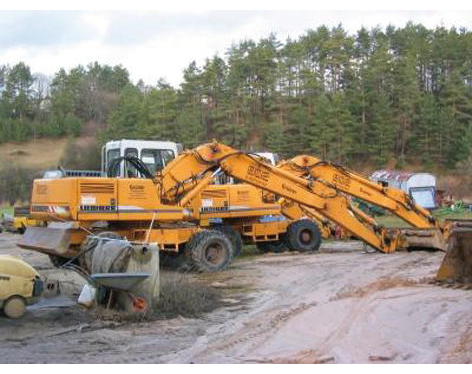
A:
19,150,319,272
277,155,472,283
18,142,471,281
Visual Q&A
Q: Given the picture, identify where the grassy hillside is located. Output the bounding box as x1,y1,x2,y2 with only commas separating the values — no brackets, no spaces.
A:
0,138,69,170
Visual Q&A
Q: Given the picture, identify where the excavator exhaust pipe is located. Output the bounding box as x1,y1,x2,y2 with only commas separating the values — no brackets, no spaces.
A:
436,228,472,284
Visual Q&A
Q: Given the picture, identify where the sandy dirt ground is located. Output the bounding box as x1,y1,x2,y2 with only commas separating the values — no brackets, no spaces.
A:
1,232,471,364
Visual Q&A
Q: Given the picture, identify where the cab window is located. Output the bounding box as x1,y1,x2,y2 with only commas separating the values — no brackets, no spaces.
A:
141,149,176,174
141,149,163,174
106,148,120,171
161,149,175,166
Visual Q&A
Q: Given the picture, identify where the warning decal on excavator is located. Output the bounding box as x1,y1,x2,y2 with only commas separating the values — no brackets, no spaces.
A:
246,164,270,185
282,183,297,196
128,184,147,199
81,195,96,205
332,173,351,189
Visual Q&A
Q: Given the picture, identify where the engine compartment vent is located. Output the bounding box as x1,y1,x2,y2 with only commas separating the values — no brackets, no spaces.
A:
201,189,227,199
80,182,115,194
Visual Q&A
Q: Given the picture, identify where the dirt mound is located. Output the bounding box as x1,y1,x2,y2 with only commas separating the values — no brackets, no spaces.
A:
93,271,224,323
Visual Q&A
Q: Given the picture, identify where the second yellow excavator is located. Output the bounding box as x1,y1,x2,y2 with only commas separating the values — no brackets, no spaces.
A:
277,154,472,282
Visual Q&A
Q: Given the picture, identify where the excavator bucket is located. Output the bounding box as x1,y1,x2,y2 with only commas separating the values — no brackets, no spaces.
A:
399,228,448,251
436,228,472,284
18,226,71,255
17,222,80,258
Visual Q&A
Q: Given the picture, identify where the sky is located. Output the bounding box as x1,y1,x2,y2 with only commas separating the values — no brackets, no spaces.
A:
0,10,471,87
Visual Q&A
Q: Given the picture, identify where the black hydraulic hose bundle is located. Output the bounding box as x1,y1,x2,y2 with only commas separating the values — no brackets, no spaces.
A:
107,156,155,180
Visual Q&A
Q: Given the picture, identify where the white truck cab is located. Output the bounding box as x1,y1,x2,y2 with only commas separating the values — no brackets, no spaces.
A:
102,139,183,177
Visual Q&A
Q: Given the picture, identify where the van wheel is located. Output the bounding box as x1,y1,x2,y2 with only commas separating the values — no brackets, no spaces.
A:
4,296,26,319
186,230,232,272
285,219,322,252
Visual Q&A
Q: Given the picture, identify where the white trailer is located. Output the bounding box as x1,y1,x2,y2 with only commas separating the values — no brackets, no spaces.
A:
370,170,437,209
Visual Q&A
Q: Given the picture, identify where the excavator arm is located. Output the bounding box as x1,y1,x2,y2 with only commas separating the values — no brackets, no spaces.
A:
279,155,437,229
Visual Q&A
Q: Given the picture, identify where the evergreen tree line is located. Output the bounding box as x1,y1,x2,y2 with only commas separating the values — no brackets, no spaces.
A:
0,62,130,141
1,22,472,169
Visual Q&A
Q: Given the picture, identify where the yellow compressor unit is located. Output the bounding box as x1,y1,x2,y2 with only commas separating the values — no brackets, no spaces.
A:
0,255,43,318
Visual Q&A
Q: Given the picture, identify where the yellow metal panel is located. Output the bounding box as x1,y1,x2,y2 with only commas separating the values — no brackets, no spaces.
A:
117,179,185,221
30,178,78,220
77,178,119,221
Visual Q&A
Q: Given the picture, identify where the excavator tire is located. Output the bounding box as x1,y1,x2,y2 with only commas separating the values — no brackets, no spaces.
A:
256,239,289,254
212,225,243,257
185,230,232,272
285,219,322,252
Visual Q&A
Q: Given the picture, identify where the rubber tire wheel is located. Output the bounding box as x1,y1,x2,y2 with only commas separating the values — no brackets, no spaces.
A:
212,225,243,257
284,219,322,252
185,230,232,272
256,239,288,254
3,296,26,319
